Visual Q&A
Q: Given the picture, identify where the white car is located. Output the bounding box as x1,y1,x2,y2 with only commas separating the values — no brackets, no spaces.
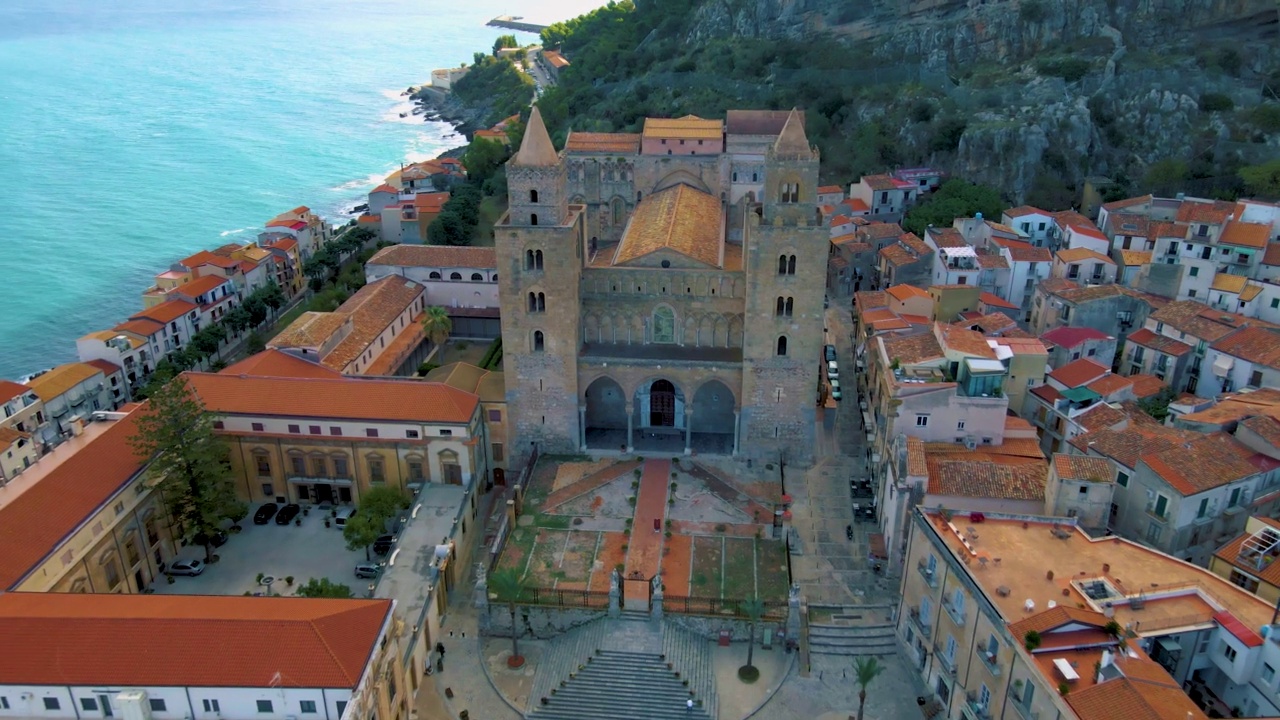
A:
830,379,843,401
168,559,204,577
827,360,839,380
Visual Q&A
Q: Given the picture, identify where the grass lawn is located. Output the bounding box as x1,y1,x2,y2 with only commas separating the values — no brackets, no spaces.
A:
755,539,790,602
471,195,507,246
723,537,758,600
690,535,724,598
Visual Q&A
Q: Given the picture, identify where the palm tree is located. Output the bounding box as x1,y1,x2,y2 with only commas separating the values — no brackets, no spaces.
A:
737,597,766,682
421,306,453,364
488,568,528,668
853,656,886,720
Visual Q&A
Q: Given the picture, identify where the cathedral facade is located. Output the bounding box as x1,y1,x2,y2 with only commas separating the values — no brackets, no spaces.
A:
495,107,827,467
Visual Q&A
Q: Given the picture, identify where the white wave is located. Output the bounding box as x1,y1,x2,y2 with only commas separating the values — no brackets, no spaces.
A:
219,227,249,237
330,172,388,193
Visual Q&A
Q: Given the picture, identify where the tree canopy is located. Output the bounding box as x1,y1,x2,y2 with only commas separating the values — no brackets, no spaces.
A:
492,34,518,54
1240,159,1280,200
342,487,411,559
463,137,508,185
129,377,239,562
902,180,1005,236
296,577,355,598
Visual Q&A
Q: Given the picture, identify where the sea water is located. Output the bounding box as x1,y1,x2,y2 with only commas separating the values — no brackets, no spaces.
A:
0,0,596,378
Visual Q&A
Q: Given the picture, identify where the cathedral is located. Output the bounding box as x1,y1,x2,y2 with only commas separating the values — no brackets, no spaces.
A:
495,106,827,467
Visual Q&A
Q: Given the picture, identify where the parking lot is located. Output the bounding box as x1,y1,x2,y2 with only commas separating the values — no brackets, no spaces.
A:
152,504,373,597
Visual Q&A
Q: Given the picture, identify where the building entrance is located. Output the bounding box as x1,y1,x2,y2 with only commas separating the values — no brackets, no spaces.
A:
649,380,676,427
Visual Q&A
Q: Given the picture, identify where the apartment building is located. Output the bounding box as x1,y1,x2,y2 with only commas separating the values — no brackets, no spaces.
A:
1002,205,1055,246
898,507,1280,720
1039,326,1117,369
26,363,113,446
1210,515,1280,606
0,380,44,437
365,244,501,338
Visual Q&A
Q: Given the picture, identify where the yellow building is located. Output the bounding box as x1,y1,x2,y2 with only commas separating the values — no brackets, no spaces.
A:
425,361,510,476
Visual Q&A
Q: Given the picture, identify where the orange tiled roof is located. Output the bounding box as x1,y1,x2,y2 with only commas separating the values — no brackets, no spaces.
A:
1067,676,1205,720
1150,300,1240,342
1119,249,1152,266
854,291,887,310
564,132,641,154
1003,205,1048,218
1053,453,1118,484
885,284,931,302
0,381,32,405
1142,432,1260,495
881,333,944,366
926,227,966,248
613,184,722,268
1263,242,1280,266
322,277,426,372
173,274,230,299
1148,220,1189,240
113,318,163,338
0,592,391,689
181,250,239,270
879,244,920,267
0,409,149,589
220,349,342,379
367,244,496,269
817,185,842,194
1212,326,1280,369
1176,199,1236,225
1125,328,1194,357
1048,358,1110,388
0,426,29,447
1039,278,1081,296
1107,213,1150,237
1003,242,1053,263
1057,247,1115,264
270,312,350,350
1102,194,1153,212
1086,373,1134,398
1008,605,1109,637
842,198,870,213
1214,517,1280,590
1128,374,1168,399
936,323,997,358
1220,220,1271,249
132,299,198,325
27,363,102,403
1211,273,1249,294
860,222,906,241
185,372,479,424
926,455,1047,502
1075,402,1128,432
979,292,1019,309
641,115,721,141
83,359,121,377
1241,415,1280,449
975,253,1009,269
861,174,897,191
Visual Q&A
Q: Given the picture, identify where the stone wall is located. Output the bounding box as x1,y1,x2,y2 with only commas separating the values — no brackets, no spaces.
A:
480,603,607,639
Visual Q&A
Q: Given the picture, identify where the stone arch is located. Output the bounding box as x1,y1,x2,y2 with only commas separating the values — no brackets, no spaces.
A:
727,314,744,348
582,313,600,344
652,170,712,195
438,449,462,485
584,375,628,444
651,304,677,344
633,376,688,430
682,314,699,346
691,379,737,437
570,194,586,206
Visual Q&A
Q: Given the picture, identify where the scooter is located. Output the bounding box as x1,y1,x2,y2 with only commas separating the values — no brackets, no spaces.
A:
846,524,854,540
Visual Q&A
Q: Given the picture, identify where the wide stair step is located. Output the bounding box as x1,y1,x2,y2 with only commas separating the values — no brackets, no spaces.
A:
808,621,898,656
661,620,718,720
531,649,712,720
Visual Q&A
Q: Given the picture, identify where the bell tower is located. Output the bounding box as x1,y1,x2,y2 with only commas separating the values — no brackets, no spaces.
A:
495,106,584,463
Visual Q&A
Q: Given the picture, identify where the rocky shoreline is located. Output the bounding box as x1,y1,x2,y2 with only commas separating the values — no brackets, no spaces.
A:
405,85,490,140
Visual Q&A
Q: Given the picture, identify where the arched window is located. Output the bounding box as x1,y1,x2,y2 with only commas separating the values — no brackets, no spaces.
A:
787,255,797,275
785,297,794,316
776,336,788,356
530,213,539,226
528,292,545,313
611,198,624,226
778,255,788,275
450,272,462,280
636,191,642,203
530,189,539,203
776,297,786,316
429,271,442,280
471,272,483,281
533,331,545,352
535,250,543,269
776,297,793,317
652,306,676,344
100,551,121,589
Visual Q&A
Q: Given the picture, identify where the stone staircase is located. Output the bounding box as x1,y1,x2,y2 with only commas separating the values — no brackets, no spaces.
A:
807,621,898,657
526,617,717,720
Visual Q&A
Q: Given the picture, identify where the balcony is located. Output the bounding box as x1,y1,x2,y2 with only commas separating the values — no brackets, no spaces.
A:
963,692,993,720
933,642,958,676
943,598,966,627
1010,696,1038,720
978,648,1002,677
908,605,933,637
1145,503,1170,523
917,559,939,588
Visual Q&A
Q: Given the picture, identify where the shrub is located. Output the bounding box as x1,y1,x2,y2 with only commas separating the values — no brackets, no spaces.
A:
1200,93,1234,112
417,362,440,376
1035,57,1091,82
1249,103,1280,132
1020,0,1047,22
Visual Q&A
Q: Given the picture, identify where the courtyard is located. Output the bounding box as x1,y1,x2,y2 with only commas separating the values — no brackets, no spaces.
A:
151,503,370,597
495,456,790,605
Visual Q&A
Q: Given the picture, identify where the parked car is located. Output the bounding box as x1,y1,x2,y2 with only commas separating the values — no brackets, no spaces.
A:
194,529,228,548
354,563,380,580
275,503,302,525
827,360,839,380
168,559,204,577
253,503,279,524
334,506,356,528
373,534,395,556
824,344,837,363
830,379,843,401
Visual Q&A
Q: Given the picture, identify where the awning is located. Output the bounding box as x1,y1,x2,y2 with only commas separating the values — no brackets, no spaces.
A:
1213,354,1235,377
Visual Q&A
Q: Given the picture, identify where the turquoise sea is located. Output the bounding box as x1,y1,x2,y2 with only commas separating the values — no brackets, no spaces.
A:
0,0,595,379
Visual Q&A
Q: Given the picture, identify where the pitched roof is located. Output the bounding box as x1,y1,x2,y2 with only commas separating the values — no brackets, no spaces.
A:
1067,676,1205,720
131,299,198,324
1053,453,1117,484
564,132,641,154
1176,199,1236,225
26,363,102,402
0,381,32,405
180,250,239,270
1041,326,1110,349
220,350,343,379
975,253,1009,269
979,292,1019,309
83,359,121,377
861,174,897,191
1241,415,1280,449
817,185,842,194
1142,432,1259,495
1039,278,1082,296
642,115,722,141
854,291,887,310
113,318,164,338
1008,605,1110,637
1003,205,1049,218
1118,249,1153,266
366,244,496,269
1263,242,1280,266
881,333,944,366
0,426,29,447
184,372,479,424
511,105,559,166
1150,300,1240,342
1056,247,1115,265
885,284,931,302
1002,241,1053,263
936,323,997,358
270,312,350,350
926,457,1047,501
613,184,722,268
0,410,149,589
1049,358,1111,388
1107,212,1151,237
321,277,427,372
926,227,967,248
1074,402,1129,432
1102,194,1152,212
1087,373,1135,398
772,108,812,157
1220,220,1271,249
1128,374,1168,399
1211,273,1249,293
860,222,907,240
173,273,231,299
1125,328,1194,357
1212,326,1280,369
0,593,391,689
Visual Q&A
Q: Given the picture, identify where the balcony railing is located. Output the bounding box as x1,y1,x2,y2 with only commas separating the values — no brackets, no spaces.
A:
1145,504,1170,523
943,599,966,627
934,643,958,676
917,560,939,588
978,649,1002,677
908,605,933,637
964,692,993,720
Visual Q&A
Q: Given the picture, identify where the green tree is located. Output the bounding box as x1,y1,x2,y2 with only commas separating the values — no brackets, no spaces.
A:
903,180,1005,236
342,512,384,561
853,656,886,720
246,330,267,355
427,210,469,246
225,499,249,530
488,568,529,666
1240,159,1280,200
1143,158,1190,196
463,137,508,185
222,305,253,335
129,376,239,563
422,306,453,363
1137,385,1178,423
737,598,766,682
342,487,410,559
296,577,355,598
492,34,518,54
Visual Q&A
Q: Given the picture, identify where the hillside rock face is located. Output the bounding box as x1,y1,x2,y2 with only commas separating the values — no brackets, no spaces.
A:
686,0,1278,200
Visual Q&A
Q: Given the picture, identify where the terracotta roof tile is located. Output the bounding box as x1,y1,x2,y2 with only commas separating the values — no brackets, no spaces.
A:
221,350,343,379
1128,374,1168,399
860,222,907,241
1119,249,1153,266
1220,220,1271,249
1075,402,1128,432
881,333,945,366
975,253,1009,269
1107,212,1151,237
1067,677,1205,720
0,409,149,589
185,372,479,424
861,174,897,191
879,244,922,267
1008,605,1109,637
564,132,641,154
1086,374,1134,398
0,592,391,688
0,426,29,447
1241,415,1280,449
83,359,121,377
113,318,164,338
1004,205,1048,218
926,227,967,248
1150,300,1240,342
613,184,722,268
906,437,928,476
367,244,496,269
1125,328,1194,357
1211,273,1249,293
1041,326,1110,349
725,109,795,136
270,312,351,350
1176,199,1236,225
899,232,931,255
936,323,997,358
961,313,1018,335
1263,242,1280,266
1212,326,1280,369
1101,194,1152,212
642,115,721,141
855,291,887,310
817,185,842,194
926,456,1047,501
26,363,102,402
1039,278,1082,296
885,284,931,302
180,250,239,270
979,292,1019,309
1057,247,1115,264
1241,283,1263,302
1148,220,1189,240
0,381,33,405
131,299,198,325
1214,517,1280,588
1142,432,1259,494
320,277,427,372
1049,358,1111,388
1057,285,1125,303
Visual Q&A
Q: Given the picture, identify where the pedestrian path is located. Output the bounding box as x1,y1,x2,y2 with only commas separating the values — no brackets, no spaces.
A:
625,458,670,581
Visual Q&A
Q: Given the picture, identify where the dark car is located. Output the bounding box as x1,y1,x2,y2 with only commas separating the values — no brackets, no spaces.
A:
194,529,228,548
253,503,279,524
824,344,837,363
373,534,395,556
275,503,302,525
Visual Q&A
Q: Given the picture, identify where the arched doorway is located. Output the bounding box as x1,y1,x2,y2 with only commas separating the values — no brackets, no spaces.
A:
691,380,736,455
584,376,627,450
650,379,677,427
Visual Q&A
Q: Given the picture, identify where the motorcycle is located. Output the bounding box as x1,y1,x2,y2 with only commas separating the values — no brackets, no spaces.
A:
846,524,853,540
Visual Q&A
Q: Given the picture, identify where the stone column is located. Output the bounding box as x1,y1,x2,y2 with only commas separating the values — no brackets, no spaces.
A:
625,402,634,453
684,405,693,456
732,408,741,456
578,404,587,451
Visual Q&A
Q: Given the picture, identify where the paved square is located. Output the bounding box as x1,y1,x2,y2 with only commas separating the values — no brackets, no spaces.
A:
152,504,370,596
